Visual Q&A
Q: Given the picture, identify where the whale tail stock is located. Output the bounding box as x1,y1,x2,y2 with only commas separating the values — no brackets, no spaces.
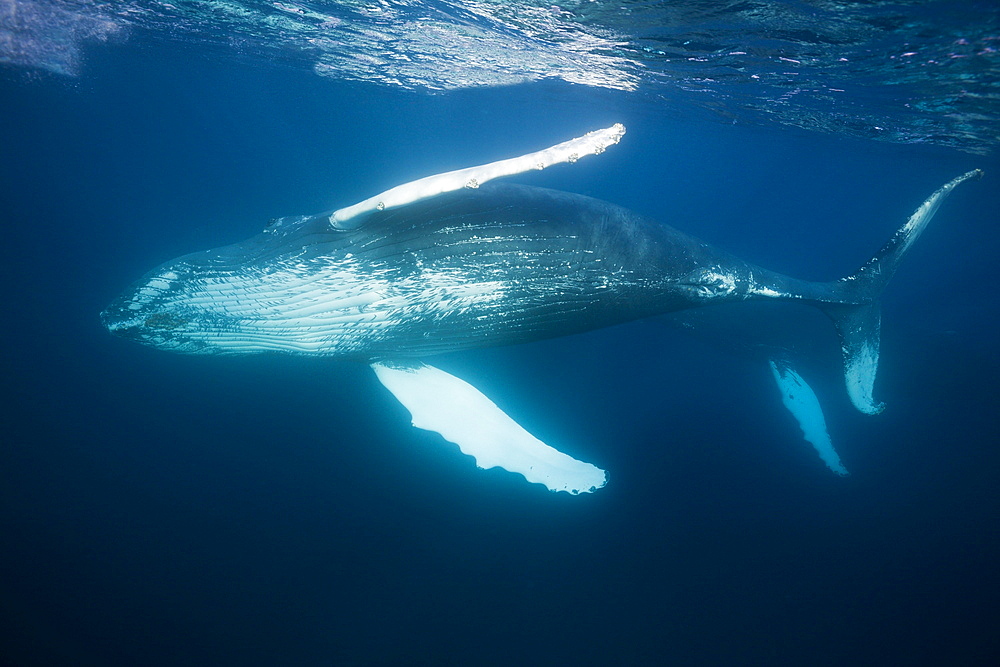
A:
814,169,982,414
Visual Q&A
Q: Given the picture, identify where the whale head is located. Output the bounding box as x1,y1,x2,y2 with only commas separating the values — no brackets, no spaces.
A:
100,212,406,358
101,260,215,353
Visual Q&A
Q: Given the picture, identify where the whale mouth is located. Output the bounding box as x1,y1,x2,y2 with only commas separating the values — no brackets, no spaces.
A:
101,265,191,341
100,299,125,332
100,301,147,340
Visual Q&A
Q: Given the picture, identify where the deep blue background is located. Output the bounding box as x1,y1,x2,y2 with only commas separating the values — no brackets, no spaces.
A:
2,33,999,665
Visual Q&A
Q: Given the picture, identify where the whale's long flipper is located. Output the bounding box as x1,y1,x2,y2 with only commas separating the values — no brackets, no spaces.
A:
331,124,626,228
770,359,848,475
822,169,982,414
372,361,607,494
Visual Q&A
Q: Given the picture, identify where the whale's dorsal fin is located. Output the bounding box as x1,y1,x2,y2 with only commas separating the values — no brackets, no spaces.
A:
331,124,626,229
372,361,607,494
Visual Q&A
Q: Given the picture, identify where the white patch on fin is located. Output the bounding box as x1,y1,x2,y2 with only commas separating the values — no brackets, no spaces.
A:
372,361,607,494
331,124,626,228
770,360,849,476
844,340,883,415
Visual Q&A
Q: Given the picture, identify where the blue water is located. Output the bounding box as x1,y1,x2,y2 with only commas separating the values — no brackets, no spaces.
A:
3,3,1000,665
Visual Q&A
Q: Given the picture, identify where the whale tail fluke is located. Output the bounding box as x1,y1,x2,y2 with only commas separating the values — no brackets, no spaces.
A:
820,169,981,414
819,301,885,414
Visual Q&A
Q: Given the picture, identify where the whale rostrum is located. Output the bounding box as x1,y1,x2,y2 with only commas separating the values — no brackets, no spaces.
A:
102,125,981,494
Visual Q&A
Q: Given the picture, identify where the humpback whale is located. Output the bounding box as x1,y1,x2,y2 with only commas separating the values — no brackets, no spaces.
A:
102,125,980,494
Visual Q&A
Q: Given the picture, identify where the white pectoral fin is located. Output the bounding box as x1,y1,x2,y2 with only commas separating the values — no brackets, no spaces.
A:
331,124,626,228
372,361,607,494
769,359,849,476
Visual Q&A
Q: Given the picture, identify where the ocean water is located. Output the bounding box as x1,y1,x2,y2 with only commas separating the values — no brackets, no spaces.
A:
2,2,1000,665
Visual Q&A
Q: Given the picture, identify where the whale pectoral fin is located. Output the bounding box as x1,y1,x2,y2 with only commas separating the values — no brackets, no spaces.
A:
371,361,607,494
331,124,626,228
769,359,849,476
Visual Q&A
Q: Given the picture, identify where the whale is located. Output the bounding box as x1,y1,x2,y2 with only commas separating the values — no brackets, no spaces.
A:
101,125,980,494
